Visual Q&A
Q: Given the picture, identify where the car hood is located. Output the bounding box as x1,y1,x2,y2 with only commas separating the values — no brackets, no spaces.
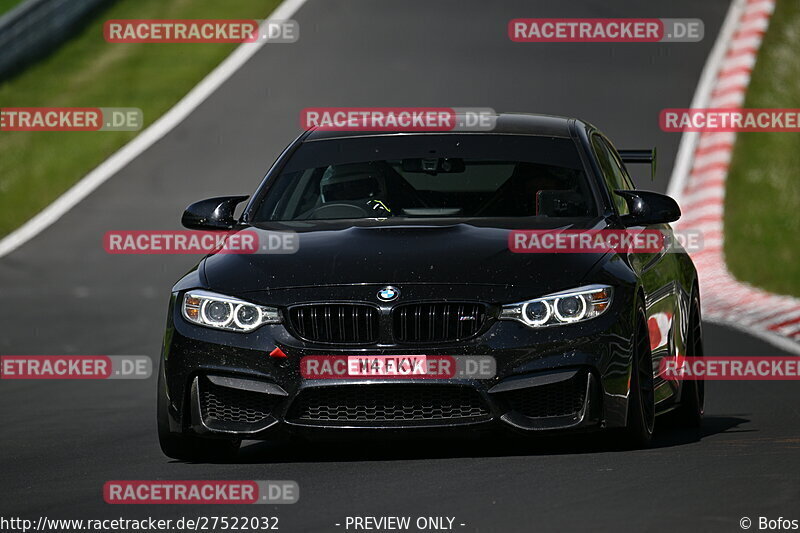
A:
201,218,612,297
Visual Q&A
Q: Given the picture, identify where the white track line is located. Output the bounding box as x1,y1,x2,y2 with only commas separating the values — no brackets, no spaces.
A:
0,0,308,259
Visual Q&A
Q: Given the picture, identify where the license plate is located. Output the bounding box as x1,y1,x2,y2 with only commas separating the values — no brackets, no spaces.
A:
347,355,427,376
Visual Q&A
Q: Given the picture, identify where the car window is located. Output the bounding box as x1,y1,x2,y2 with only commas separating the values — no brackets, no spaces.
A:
591,134,632,215
254,135,599,221
608,145,636,191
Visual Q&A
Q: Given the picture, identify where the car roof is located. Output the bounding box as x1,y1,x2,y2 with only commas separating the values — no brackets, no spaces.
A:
303,113,585,141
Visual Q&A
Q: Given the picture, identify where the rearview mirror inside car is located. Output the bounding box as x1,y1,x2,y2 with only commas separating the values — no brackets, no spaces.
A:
401,157,465,174
614,190,681,227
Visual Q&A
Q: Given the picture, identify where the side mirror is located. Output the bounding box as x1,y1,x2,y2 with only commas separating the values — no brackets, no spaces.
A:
181,195,249,230
614,190,680,227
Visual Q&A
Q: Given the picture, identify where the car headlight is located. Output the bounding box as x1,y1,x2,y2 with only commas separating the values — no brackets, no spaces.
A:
182,290,281,332
499,285,612,327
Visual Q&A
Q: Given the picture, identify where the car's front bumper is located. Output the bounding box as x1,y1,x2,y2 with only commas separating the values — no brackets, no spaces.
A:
159,285,636,440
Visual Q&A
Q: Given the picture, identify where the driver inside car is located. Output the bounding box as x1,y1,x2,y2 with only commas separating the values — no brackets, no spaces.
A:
321,161,392,217
313,161,425,218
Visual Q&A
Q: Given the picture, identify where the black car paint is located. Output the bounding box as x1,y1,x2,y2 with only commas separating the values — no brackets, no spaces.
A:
159,114,699,442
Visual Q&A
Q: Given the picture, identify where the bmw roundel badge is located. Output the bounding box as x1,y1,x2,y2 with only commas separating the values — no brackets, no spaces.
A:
377,286,400,302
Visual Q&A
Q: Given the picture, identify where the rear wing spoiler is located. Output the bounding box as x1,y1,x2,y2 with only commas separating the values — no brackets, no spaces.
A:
618,148,657,181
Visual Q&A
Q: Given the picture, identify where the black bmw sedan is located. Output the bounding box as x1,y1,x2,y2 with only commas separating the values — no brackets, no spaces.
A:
157,113,704,460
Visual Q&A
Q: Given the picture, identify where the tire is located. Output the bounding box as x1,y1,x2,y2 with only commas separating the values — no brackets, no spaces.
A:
674,294,705,427
157,361,240,462
620,306,655,449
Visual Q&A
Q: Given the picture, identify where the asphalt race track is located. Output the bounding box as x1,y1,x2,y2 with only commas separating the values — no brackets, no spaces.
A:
1,1,799,531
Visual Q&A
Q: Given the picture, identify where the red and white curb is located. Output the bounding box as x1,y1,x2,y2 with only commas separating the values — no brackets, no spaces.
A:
668,0,800,354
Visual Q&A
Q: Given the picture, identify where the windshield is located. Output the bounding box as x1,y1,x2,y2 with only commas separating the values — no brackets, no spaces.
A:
252,134,597,221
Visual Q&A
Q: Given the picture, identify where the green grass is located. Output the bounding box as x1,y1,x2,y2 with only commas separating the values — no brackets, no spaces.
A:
0,0,25,16
724,0,800,298
0,0,278,237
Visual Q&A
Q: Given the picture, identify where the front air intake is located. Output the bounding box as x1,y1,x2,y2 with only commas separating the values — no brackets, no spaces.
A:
288,303,380,344
392,302,485,343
